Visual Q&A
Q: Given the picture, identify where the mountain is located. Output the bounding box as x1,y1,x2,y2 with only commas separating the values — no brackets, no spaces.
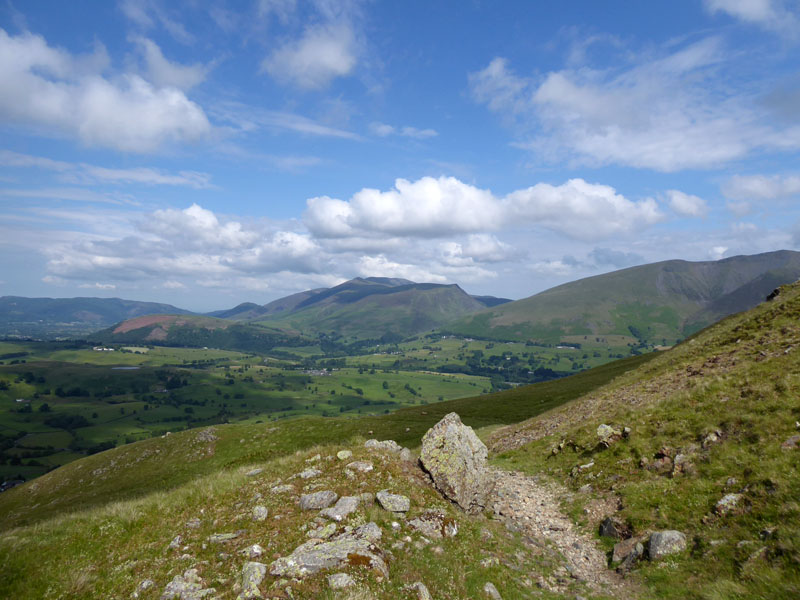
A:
3,279,799,598
0,296,193,337
254,277,489,339
91,314,305,353
446,250,800,345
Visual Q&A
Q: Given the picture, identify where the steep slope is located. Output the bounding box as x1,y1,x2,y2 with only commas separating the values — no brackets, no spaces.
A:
447,250,800,345
0,296,193,337
91,314,305,353
488,279,800,598
257,278,488,339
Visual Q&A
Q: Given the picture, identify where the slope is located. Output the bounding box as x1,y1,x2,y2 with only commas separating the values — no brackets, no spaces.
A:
488,279,800,598
0,296,193,337
447,249,800,345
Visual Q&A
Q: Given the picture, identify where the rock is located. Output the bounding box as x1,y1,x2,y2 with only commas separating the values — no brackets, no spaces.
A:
161,569,216,599
616,542,644,573
376,489,410,513
483,581,503,599
245,468,264,477
400,447,413,462
715,493,743,516
270,484,294,494
649,530,687,560
320,496,360,522
346,461,374,473
208,532,239,543
269,535,387,578
185,518,201,529
237,562,266,600
297,468,322,479
596,424,622,447
252,505,269,521
364,439,402,453
133,579,155,598
612,537,644,563
242,544,264,559
781,435,800,450
306,454,321,463
307,522,338,539
327,573,355,589
336,450,353,461
408,510,458,539
599,517,623,539
410,581,432,600
702,431,722,448
352,521,382,542
672,453,696,477
360,492,375,507
300,490,338,510
169,534,183,549
419,412,491,514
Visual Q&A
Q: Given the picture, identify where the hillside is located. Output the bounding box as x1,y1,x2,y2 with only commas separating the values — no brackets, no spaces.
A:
446,249,800,345
0,296,193,337
2,281,799,597
256,277,490,340
91,314,306,353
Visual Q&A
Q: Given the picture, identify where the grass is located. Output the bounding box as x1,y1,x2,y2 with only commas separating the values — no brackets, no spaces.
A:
490,282,800,598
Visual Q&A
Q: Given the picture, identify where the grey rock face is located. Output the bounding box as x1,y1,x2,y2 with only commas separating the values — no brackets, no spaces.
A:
420,412,491,514
299,490,338,510
376,489,410,513
320,495,360,522
237,562,266,600
649,530,687,560
160,569,216,599
617,542,644,573
307,522,338,539
612,537,643,563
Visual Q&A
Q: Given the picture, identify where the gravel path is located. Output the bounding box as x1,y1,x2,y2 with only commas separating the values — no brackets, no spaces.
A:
489,469,638,597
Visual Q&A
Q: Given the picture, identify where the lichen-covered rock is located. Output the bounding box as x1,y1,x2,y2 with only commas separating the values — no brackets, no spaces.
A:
300,490,338,510
241,544,264,559
376,489,410,513
715,493,743,516
408,510,458,539
612,537,644,563
268,536,387,578
160,569,216,599
399,447,413,462
307,522,338,539
270,484,294,494
320,496,360,522
420,412,491,514
345,460,374,473
252,505,269,521
336,450,353,461
410,581,432,600
596,424,622,447
297,468,322,479
236,562,266,600
483,582,503,599
364,439,402,453
208,532,239,544
648,530,687,560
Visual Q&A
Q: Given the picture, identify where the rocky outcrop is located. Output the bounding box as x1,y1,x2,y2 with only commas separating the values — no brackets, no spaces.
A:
420,412,491,513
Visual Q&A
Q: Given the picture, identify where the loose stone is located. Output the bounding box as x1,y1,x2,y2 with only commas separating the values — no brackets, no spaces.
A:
252,505,269,521
649,530,687,560
236,562,266,600
327,573,355,589
483,581,503,599
300,490,338,510
376,489,410,513
320,496,360,522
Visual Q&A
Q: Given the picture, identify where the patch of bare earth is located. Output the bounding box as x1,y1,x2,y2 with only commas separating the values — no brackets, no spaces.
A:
113,314,177,334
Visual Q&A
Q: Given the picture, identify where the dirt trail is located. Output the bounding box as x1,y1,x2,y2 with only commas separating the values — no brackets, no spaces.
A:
488,468,639,597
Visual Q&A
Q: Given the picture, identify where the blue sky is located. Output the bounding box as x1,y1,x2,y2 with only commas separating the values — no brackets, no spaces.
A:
1,0,799,311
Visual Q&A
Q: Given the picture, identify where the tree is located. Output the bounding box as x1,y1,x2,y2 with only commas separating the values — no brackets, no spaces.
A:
38,403,51,413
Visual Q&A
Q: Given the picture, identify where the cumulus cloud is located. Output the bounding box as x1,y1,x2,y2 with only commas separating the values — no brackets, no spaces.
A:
369,122,438,139
0,29,211,153
262,23,357,89
304,176,662,242
667,190,709,217
722,173,800,200
470,37,800,171
132,37,209,90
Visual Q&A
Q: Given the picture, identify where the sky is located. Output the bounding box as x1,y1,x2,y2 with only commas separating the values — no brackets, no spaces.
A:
1,0,800,312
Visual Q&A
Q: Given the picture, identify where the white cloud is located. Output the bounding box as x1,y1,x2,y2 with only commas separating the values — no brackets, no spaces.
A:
79,282,116,290
703,0,799,35
304,175,662,242
0,29,211,153
162,280,185,289
120,0,194,44
257,0,297,23
0,149,214,188
132,37,209,90
470,37,800,171
212,102,360,140
262,23,356,89
710,245,729,259
0,187,128,204
357,255,447,283
721,173,800,200
370,122,438,139
667,190,709,217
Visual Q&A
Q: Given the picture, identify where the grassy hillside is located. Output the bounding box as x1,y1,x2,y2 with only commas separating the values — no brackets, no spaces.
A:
446,250,800,346
0,296,193,337
489,280,800,598
258,279,487,340
92,314,307,353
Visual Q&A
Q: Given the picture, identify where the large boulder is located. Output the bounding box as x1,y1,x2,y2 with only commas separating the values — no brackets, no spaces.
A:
420,412,491,514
